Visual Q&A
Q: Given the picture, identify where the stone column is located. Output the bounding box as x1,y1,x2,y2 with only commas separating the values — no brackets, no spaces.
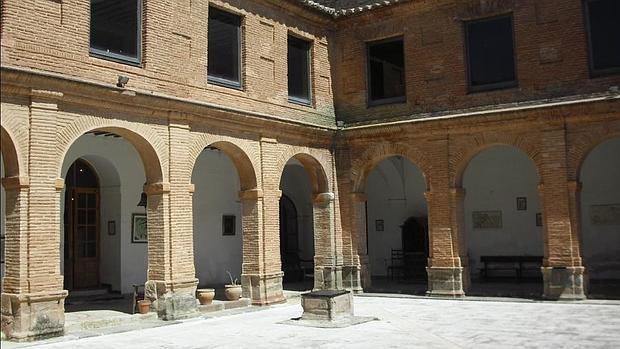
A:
144,182,198,320
239,188,284,305
424,137,464,297
1,90,68,340
349,192,368,291
255,187,285,304
145,119,198,319
538,129,585,300
567,180,588,294
312,192,342,290
449,187,470,292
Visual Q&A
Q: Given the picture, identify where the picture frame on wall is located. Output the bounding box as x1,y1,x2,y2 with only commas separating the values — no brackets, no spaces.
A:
536,213,543,227
131,213,147,243
516,197,527,211
222,215,236,236
107,220,116,236
375,219,384,232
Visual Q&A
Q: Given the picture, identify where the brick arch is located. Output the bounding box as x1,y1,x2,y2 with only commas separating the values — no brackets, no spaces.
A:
350,142,431,194
188,136,258,191
275,147,331,194
56,116,166,184
0,125,22,178
571,131,620,182
451,134,542,188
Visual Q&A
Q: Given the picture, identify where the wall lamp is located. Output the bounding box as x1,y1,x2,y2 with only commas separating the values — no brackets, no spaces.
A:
117,75,130,88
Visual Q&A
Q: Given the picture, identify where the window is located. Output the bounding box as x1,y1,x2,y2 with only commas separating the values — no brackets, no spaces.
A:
367,37,406,105
584,0,620,76
465,16,517,92
208,7,242,88
90,0,141,64
288,35,312,105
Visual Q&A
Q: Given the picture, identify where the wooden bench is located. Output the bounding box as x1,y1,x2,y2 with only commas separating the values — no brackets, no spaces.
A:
480,256,543,281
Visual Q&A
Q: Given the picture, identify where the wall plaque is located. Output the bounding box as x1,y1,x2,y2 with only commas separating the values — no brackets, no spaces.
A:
473,210,502,229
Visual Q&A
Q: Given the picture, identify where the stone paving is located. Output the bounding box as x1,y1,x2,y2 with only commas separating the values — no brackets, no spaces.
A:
6,296,620,349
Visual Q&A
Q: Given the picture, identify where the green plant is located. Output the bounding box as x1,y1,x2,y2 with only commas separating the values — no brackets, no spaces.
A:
226,271,239,286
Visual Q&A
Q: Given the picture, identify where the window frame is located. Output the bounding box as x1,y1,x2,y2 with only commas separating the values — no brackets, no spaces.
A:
89,0,143,66
464,14,518,93
366,36,407,107
287,33,313,107
583,0,620,77
207,6,244,90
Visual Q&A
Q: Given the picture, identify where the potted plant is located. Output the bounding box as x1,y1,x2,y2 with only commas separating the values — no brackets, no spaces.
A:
225,271,242,301
196,288,215,305
137,299,151,314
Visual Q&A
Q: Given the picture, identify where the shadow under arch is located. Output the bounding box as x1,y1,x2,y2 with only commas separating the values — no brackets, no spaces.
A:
281,153,329,195
193,141,258,191
1,125,21,178
58,126,164,185
354,153,430,194
453,143,542,189
575,134,620,183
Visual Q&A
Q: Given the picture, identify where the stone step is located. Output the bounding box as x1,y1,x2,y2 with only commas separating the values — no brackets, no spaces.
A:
64,310,157,333
197,298,251,313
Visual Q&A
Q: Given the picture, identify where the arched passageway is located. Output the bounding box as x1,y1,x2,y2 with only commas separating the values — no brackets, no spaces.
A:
191,146,243,292
279,158,315,291
59,130,159,313
579,137,620,299
364,156,428,294
460,145,543,298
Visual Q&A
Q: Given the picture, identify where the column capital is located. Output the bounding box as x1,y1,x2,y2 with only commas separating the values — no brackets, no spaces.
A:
54,178,64,191
1,176,30,190
30,89,63,110
188,183,195,194
537,183,545,193
239,188,264,200
313,192,335,205
144,182,171,195
423,190,433,201
567,180,582,193
351,192,367,202
449,187,466,198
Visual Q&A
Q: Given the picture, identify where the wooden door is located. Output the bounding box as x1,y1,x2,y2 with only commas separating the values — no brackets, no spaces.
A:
72,188,100,289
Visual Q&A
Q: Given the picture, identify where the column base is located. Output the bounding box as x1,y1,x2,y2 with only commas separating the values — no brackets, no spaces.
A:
144,278,198,320
241,272,286,305
341,265,363,293
426,266,465,297
1,290,68,341
542,266,586,300
313,266,343,291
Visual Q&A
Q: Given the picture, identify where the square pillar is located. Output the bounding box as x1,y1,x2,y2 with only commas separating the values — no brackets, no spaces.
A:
313,192,343,291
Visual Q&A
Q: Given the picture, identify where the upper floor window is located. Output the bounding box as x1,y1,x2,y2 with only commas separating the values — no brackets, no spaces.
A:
584,0,620,76
288,35,312,105
367,37,406,105
208,7,242,89
465,15,517,92
90,0,141,64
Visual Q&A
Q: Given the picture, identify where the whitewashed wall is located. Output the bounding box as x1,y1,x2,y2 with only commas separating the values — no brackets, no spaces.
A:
462,146,543,276
192,149,243,287
580,137,620,280
366,157,427,276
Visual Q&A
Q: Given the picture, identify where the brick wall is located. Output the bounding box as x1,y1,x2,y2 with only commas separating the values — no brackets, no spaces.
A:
0,0,336,127
332,0,620,124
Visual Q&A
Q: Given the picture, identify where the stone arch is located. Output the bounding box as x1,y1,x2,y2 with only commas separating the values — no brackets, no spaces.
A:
56,117,166,184
350,142,431,194
0,125,22,178
452,135,542,188
188,136,258,191
277,151,330,194
573,133,620,183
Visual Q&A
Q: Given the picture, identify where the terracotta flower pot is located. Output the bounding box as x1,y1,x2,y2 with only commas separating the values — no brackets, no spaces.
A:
224,285,242,301
137,299,151,314
197,288,215,305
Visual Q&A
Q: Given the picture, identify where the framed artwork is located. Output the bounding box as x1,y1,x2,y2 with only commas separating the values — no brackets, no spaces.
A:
375,219,384,232
472,211,502,229
131,213,147,243
222,215,236,236
536,213,543,227
516,197,527,211
107,220,116,236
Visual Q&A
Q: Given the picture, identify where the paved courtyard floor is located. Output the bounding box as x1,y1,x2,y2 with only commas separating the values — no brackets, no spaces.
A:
8,295,620,349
